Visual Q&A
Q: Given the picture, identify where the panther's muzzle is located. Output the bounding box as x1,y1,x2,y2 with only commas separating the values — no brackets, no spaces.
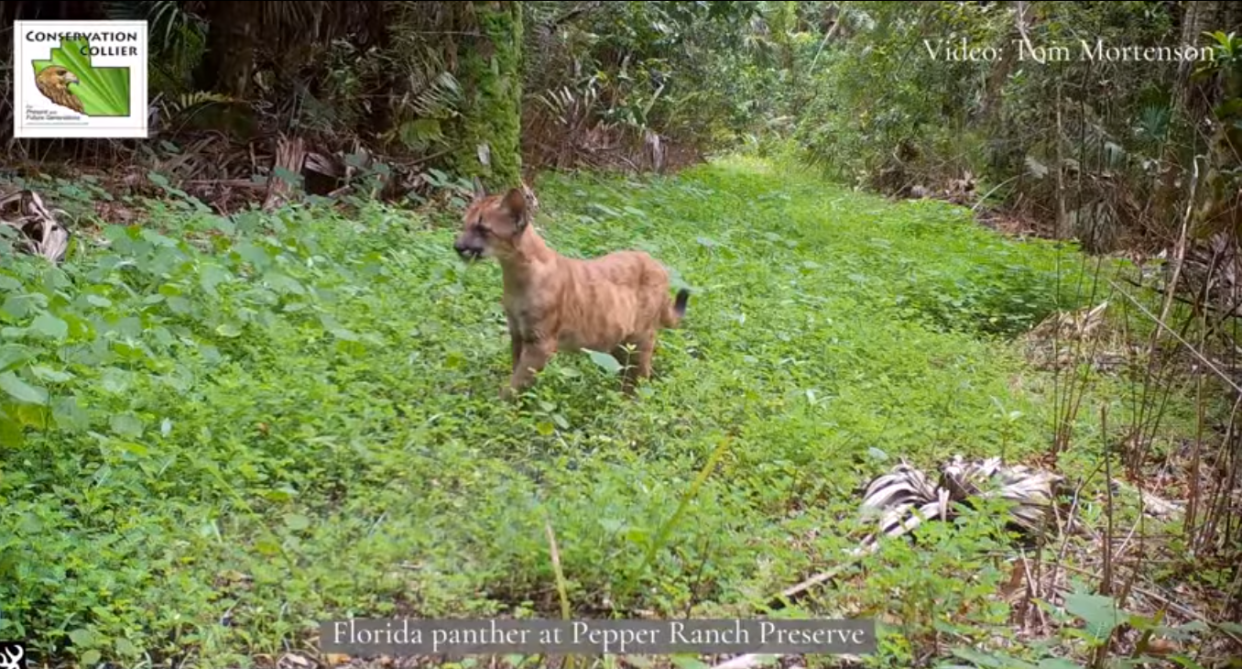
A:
454,239,483,261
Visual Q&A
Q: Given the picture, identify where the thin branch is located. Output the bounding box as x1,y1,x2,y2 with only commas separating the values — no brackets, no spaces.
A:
1159,156,1202,327
808,3,844,73
764,544,876,610
1109,279,1242,395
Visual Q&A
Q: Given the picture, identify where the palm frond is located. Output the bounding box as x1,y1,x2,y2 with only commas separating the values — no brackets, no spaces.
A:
102,1,205,54
858,456,1065,550
0,189,71,264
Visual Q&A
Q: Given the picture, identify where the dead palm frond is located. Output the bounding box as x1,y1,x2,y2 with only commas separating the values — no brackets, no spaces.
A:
0,189,71,263
858,456,1064,551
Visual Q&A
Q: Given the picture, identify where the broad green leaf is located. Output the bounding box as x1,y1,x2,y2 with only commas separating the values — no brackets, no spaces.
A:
1216,621,1242,636
0,345,33,371
120,442,149,457
445,351,467,370
1064,591,1123,642
30,365,74,383
100,368,134,394
2,295,38,320
950,647,1037,669
109,413,144,439
0,372,48,405
263,486,298,503
168,296,193,314
670,656,711,669
264,272,306,295
329,327,360,342
52,396,90,432
584,349,622,374
0,414,25,447
68,628,94,646
235,242,272,270
212,215,237,235
18,511,43,534
115,637,140,657
13,404,47,429
200,264,233,296
255,537,283,556
1037,659,1085,669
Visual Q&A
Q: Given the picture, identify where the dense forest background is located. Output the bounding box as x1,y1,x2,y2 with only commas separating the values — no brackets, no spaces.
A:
4,2,1242,668
4,0,1242,258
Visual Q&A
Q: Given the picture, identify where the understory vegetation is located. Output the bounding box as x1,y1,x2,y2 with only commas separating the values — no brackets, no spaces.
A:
3,1,1242,669
3,156,1234,669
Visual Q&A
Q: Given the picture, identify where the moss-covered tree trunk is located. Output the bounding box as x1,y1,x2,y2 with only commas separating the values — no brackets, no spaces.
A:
451,1,524,190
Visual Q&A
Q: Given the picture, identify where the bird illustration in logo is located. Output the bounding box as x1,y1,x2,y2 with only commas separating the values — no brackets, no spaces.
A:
35,65,85,114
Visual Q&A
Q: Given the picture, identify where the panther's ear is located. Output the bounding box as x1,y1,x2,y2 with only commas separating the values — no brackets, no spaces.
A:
471,176,487,202
502,187,528,230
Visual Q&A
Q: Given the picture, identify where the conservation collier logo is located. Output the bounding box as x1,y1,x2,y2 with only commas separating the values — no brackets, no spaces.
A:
12,20,149,138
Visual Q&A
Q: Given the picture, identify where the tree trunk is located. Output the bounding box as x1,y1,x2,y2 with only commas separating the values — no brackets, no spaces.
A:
365,4,395,138
768,2,799,93
980,1,1026,123
193,0,259,98
450,1,525,190
1153,1,1223,232
1177,0,1222,117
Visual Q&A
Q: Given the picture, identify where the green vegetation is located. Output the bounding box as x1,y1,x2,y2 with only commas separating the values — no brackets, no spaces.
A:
4,1,1242,668
0,156,1210,667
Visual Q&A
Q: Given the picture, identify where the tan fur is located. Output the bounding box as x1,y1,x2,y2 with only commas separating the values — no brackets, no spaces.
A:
454,178,689,399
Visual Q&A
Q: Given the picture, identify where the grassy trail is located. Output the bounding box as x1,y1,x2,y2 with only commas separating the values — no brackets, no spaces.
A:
1,157,1184,667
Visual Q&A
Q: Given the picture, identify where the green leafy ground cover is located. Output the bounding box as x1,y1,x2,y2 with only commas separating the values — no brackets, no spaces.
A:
0,156,1205,667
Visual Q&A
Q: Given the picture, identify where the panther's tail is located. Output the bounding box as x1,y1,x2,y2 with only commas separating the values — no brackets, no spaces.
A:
662,288,690,328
